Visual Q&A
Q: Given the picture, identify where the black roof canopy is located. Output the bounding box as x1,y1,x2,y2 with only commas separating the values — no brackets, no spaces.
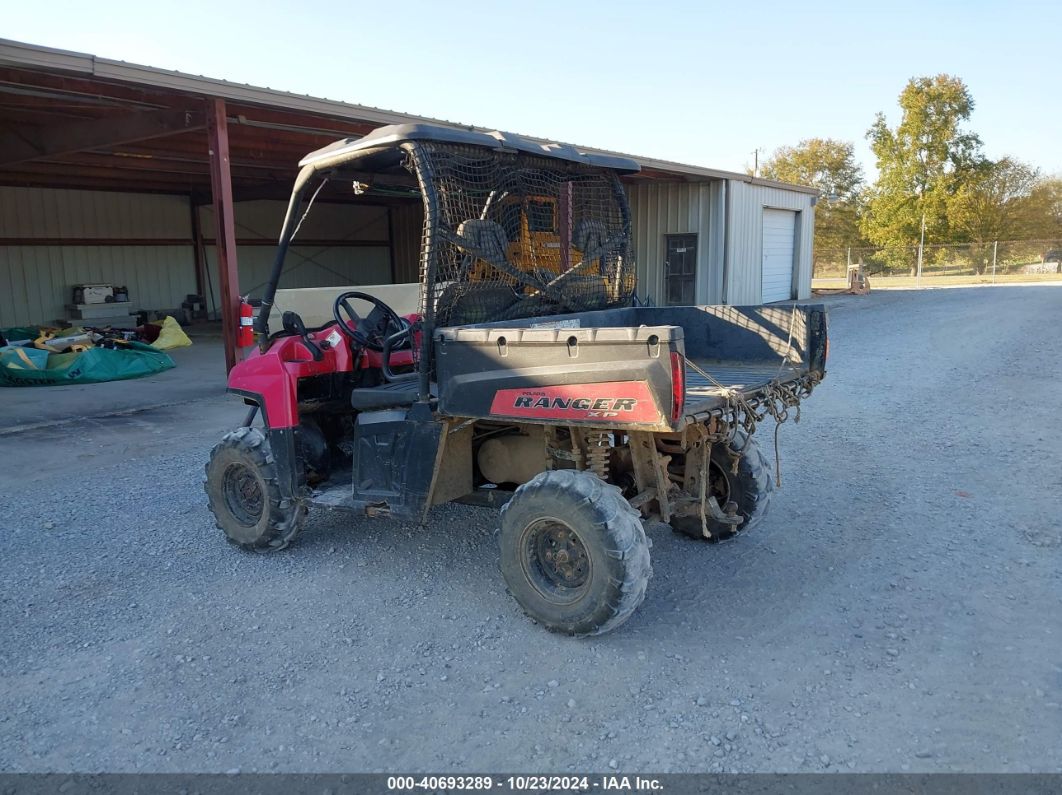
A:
299,123,643,176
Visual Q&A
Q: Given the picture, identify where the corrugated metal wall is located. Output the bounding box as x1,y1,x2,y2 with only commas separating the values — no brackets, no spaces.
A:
2,179,814,328
2,245,197,329
0,187,194,327
0,187,402,327
724,181,815,304
390,200,424,284
627,181,728,305
197,200,393,315
628,179,813,308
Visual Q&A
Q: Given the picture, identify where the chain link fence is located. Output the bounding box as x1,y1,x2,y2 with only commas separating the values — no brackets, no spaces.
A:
814,239,1062,284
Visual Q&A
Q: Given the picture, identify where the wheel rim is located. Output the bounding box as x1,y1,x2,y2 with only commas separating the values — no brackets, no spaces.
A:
520,518,591,605
708,460,732,507
223,462,264,526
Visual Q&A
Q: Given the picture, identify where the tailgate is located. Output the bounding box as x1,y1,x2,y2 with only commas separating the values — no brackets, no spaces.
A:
433,325,679,430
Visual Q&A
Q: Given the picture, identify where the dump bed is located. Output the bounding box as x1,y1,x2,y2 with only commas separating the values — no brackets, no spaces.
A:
434,304,828,431
654,305,828,421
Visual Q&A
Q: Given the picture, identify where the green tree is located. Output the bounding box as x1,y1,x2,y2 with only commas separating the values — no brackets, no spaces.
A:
862,74,985,272
1025,177,1062,240
947,158,1041,272
948,158,1040,242
1026,178,1062,272
759,138,865,256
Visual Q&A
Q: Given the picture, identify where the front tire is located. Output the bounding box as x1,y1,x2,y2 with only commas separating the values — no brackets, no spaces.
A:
670,427,774,542
499,470,651,636
205,427,306,552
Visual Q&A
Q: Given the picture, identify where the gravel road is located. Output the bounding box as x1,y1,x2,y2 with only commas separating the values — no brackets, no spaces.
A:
1,285,1060,773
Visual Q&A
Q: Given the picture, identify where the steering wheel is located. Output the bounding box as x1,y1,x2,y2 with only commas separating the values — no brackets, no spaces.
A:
332,291,410,352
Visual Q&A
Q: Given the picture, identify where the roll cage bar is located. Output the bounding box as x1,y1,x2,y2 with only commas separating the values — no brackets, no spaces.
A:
255,123,641,404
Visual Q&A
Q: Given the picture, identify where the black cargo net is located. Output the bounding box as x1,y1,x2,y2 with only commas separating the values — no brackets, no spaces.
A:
407,143,635,326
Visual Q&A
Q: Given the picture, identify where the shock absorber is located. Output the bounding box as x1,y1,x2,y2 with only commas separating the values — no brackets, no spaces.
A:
585,431,611,480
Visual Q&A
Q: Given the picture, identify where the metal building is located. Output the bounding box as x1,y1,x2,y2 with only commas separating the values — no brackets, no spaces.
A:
0,39,816,367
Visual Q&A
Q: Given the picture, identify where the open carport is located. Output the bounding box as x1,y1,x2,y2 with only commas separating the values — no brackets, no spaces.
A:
0,38,818,390
0,39,430,370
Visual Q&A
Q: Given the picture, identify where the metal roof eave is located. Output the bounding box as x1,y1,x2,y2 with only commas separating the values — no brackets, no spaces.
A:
0,37,818,196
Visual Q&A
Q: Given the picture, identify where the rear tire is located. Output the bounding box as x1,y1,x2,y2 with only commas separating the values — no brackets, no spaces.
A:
670,427,773,542
204,427,306,552
499,469,651,636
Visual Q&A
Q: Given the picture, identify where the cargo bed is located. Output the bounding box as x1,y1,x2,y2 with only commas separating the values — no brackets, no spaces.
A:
685,359,802,411
434,304,827,430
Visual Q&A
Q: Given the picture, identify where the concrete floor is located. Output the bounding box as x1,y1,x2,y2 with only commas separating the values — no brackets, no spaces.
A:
0,330,229,432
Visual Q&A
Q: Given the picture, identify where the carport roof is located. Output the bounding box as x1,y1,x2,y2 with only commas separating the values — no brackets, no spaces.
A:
0,38,818,197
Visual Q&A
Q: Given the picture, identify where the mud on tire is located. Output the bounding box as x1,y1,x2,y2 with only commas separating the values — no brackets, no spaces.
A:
204,426,306,552
670,426,774,542
499,469,652,636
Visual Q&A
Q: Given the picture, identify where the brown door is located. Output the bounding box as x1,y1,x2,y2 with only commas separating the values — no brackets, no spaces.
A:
665,234,697,305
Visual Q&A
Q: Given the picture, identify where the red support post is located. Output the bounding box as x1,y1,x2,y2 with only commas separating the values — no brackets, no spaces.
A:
206,98,240,372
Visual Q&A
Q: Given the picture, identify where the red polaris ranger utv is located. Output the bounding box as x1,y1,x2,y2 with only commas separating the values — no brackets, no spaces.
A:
205,123,828,635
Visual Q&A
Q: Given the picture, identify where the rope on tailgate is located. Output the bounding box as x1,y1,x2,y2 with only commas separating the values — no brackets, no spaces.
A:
685,308,815,488
774,305,799,380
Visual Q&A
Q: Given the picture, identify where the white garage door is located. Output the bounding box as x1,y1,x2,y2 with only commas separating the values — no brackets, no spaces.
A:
761,208,796,303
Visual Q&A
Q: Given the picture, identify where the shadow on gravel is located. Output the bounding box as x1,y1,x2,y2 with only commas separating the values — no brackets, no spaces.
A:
268,496,832,647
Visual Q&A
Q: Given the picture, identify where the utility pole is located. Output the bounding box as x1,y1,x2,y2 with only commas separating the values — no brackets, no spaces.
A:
916,212,926,288
992,240,998,282
752,148,759,178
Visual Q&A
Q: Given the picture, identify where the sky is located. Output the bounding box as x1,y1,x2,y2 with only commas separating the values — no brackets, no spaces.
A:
6,0,1060,180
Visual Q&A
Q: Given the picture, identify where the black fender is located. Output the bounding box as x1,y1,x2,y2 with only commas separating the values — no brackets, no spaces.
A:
228,388,305,507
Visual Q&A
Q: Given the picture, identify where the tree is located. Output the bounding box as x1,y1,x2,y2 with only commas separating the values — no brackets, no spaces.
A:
862,74,985,272
947,158,1041,272
759,138,865,255
1026,178,1062,272
1025,177,1062,240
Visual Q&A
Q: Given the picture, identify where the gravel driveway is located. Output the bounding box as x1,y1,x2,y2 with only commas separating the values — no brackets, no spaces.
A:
1,285,1059,773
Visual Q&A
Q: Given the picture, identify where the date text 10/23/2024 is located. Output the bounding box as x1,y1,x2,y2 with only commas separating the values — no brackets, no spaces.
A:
386,775,665,792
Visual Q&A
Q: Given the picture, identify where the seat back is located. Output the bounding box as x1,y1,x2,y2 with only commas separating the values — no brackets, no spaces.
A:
454,219,510,269
573,218,609,263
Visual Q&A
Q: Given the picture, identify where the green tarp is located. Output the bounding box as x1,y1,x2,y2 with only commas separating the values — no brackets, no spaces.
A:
0,326,42,343
0,341,175,387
